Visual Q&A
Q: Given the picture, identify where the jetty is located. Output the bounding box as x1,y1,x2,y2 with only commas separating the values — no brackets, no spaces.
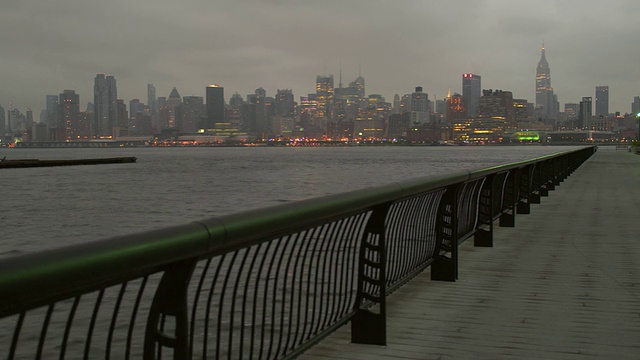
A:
0,156,136,169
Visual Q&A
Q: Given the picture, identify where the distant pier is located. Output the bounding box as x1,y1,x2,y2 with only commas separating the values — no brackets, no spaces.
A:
0,157,137,169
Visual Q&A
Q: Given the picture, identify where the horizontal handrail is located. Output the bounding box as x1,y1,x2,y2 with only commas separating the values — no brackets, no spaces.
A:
0,145,597,359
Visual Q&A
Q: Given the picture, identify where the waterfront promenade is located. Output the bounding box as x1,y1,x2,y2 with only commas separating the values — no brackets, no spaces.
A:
303,149,640,359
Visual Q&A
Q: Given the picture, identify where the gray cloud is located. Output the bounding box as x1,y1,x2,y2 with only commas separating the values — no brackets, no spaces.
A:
1,0,639,113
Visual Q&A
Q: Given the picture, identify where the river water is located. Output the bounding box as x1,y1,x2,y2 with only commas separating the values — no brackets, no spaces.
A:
0,145,583,258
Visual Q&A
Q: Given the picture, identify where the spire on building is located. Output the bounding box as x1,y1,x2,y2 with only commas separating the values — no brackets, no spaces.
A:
168,87,181,99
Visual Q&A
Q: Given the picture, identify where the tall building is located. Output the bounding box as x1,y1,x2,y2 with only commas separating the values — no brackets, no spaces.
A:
595,86,609,116
350,75,365,99
478,89,516,128
564,103,579,123
316,75,334,119
462,73,481,117
116,99,128,128
393,94,401,114
57,90,80,141
410,86,429,124
163,87,182,128
632,96,640,115
579,97,593,130
0,104,5,137
535,44,557,122
446,91,466,124
176,96,203,133
275,89,295,117
93,74,118,137
147,84,157,114
206,85,225,129
46,95,58,130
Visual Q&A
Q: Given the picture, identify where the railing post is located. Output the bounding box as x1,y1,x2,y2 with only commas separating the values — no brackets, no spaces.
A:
351,203,390,346
144,259,197,360
499,170,517,227
539,161,549,197
432,184,460,281
546,160,556,191
530,163,541,204
474,175,494,247
517,166,532,214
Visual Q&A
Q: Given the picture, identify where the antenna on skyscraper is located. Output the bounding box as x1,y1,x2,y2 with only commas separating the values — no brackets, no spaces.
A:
339,62,343,89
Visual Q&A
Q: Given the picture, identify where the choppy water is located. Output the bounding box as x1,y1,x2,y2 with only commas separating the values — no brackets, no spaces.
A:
0,145,583,258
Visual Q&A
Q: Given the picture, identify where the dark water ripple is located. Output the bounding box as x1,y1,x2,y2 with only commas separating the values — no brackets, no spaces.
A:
0,145,582,258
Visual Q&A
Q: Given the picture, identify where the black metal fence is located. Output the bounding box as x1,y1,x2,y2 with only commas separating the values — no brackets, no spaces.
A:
0,146,596,359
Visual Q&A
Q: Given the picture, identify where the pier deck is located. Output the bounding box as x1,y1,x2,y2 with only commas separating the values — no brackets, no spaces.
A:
303,149,640,359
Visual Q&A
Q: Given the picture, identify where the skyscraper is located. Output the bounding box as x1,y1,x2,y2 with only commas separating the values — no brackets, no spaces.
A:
147,84,157,114
350,75,365,99
93,74,118,137
595,86,609,116
177,96,203,133
46,95,58,130
275,89,295,117
0,104,5,137
164,87,182,128
535,44,557,122
316,75,334,119
446,92,466,124
57,90,80,141
632,96,640,115
206,85,225,129
579,97,592,130
410,86,429,124
462,73,481,117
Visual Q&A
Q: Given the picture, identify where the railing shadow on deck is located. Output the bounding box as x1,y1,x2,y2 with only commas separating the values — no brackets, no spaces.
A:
0,146,596,359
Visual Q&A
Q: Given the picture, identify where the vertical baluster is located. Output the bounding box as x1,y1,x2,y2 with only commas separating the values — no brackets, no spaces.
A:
351,203,391,345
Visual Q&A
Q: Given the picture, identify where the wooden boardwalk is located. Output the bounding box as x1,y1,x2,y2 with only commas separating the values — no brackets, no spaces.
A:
302,149,640,359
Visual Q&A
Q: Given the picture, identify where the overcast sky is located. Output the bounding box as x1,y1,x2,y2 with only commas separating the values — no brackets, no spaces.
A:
1,0,639,114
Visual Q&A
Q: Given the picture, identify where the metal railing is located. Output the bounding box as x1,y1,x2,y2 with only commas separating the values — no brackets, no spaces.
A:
0,146,596,359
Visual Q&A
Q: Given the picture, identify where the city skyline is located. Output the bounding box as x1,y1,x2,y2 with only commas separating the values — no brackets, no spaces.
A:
1,1,639,114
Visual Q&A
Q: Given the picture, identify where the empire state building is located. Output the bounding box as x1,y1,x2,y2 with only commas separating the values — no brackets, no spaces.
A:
535,44,557,122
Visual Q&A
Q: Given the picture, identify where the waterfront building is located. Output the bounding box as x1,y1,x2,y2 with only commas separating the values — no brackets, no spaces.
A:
349,74,365,100
535,44,558,123
0,104,5,138
564,103,579,128
595,86,609,116
160,87,181,129
316,75,334,119
276,89,295,117
206,85,225,130
135,112,153,136
513,99,530,123
354,106,384,139
117,99,128,128
446,91,466,124
387,112,411,139
462,73,481,117
393,94,400,114
632,96,640,115
147,84,157,115
227,93,244,129
46,95,58,130
411,87,429,125
579,97,593,130
57,90,80,141
176,96,203,133
93,74,118,138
